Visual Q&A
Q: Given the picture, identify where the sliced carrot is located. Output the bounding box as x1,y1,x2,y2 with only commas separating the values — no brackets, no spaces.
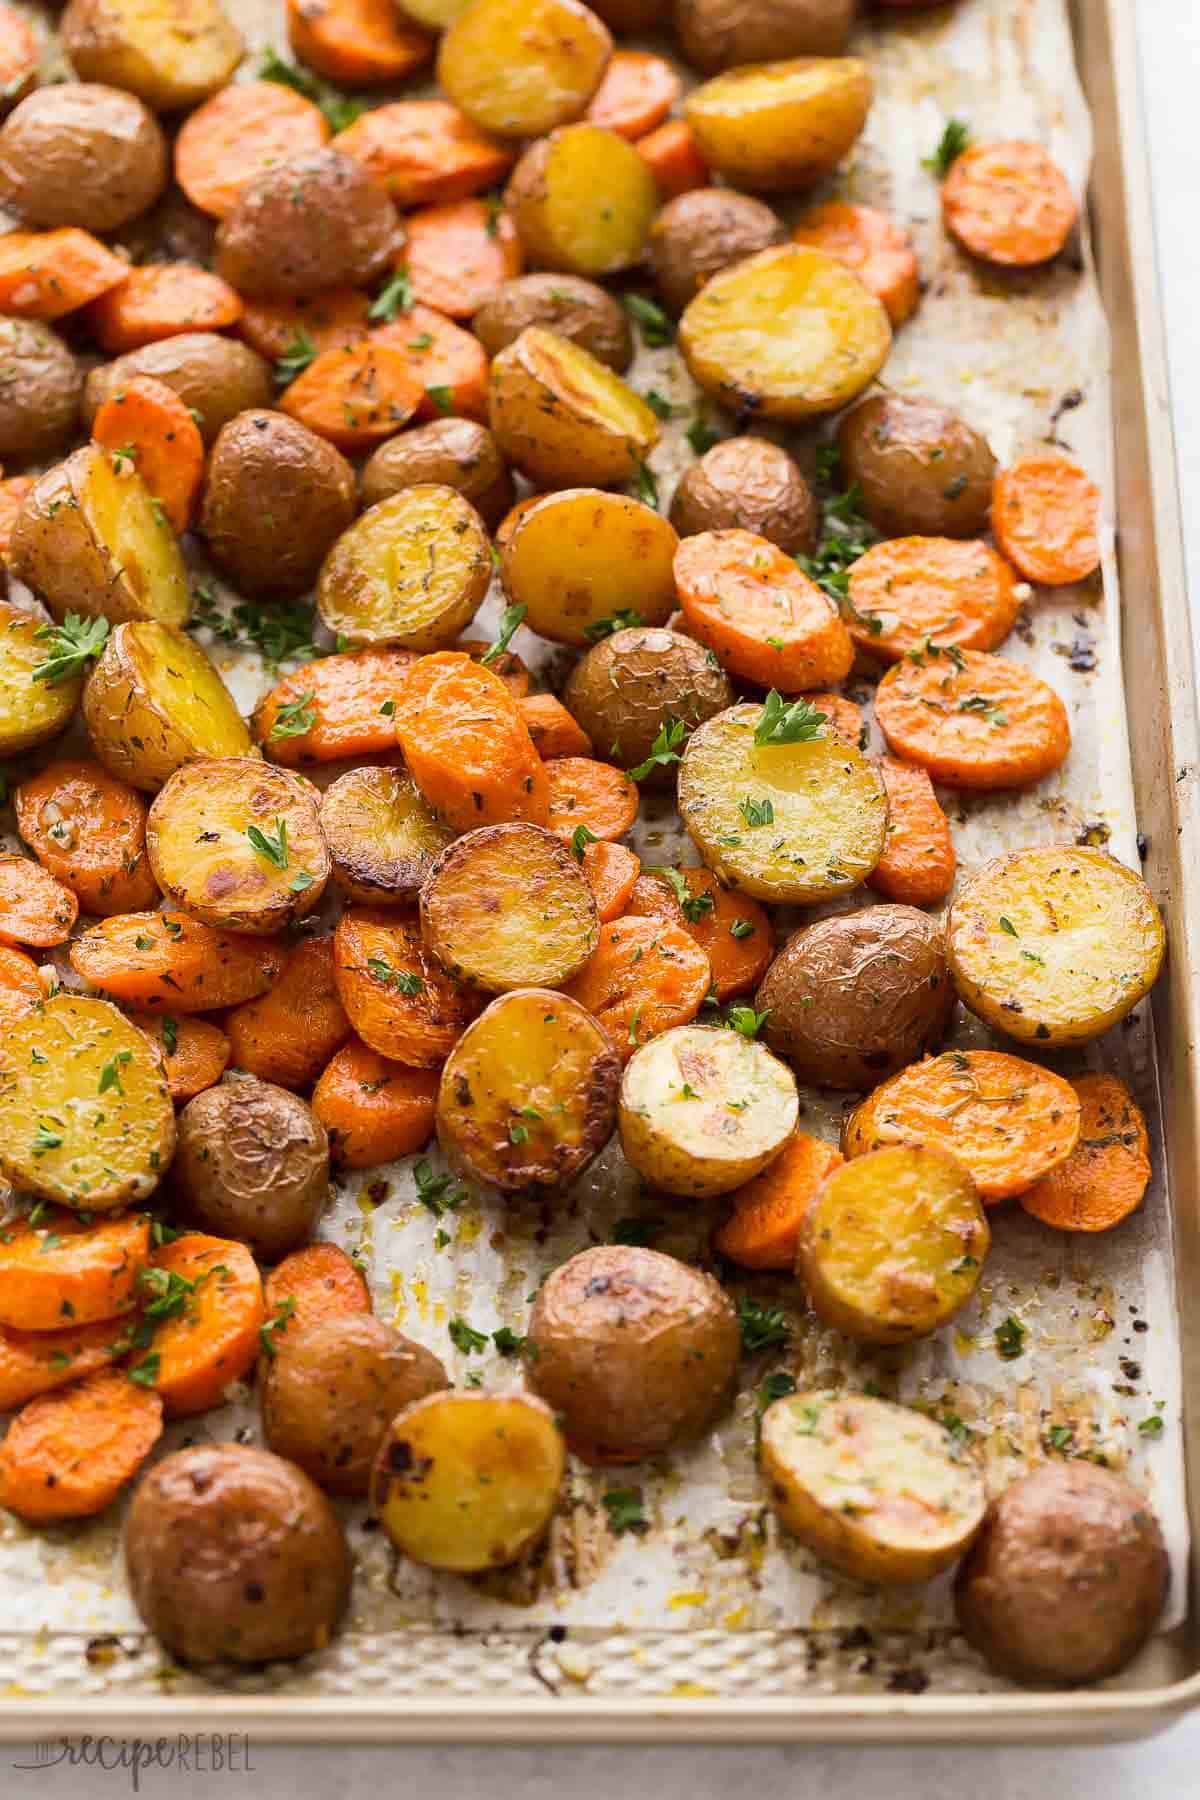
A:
800,691,864,749
868,755,956,908
0,6,38,107
520,693,594,760
0,1210,151,1331
333,907,479,1067
792,202,919,327
874,646,1070,790
0,1316,124,1413
91,375,206,536
287,0,431,85
846,537,1020,662
844,1048,1081,1203
238,287,371,363
401,198,522,320
0,944,43,1035
942,140,1078,268
175,80,331,220
546,756,639,844
0,855,77,947
15,758,159,917
0,1367,162,1522
713,1130,844,1270
587,51,680,140
0,475,34,565
374,304,490,423
395,652,549,831
0,229,129,321
253,647,416,766
1019,1073,1150,1233
140,1234,264,1416
71,911,287,1013
279,338,424,451
335,100,514,207
581,839,640,923
456,639,530,696
312,1037,438,1167
675,528,854,691
635,119,709,198
623,867,772,1001
563,915,711,1063
132,1013,230,1103
87,264,242,354
991,454,1101,586
263,1241,371,1334
225,936,352,1090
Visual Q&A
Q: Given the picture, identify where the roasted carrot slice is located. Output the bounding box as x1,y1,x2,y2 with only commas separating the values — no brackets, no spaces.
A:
800,690,864,749
333,908,479,1067
587,51,680,140
71,911,286,1013
0,1316,124,1413
792,203,919,326
0,229,128,320
874,646,1070,790
0,1210,151,1331
374,304,491,423
846,538,1020,661
402,198,522,320
456,639,530,696
263,1241,371,1334
580,839,640,923
942,140,1078,268
1019,1073,1150,1233
519,693,594,760
635,119,709,198
0,474,34,566
287,0,431,85
713,1130,844,1269
0,855,77,947
675,529,854,691
0,1367,163,1522
623,866,772,1001
563,915,711,1063
87,264,243,353
253,647,416,765
132,1013,230,1103
0,5,38,108
991,454,1101,586
92,375,206,535
313,1037,439,1167
868,755,956,907
335,99,513,207
545,756,639,844
279,338,424,451
225,936,352,1090
0,944,44,1035
140,1234,264,1416
175,80,331,219
15,759,159,916
238,287,371,364
395,652,549,831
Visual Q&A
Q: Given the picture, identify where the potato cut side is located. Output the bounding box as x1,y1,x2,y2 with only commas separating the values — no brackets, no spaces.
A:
678,702,887,903
506,124,658,276
684,57,872,191
946,846,1164,1047
333,907,479,1066
438,0,611,139
797,1145,989,1344
321,765,454,904
679,245,891,421
501,488,677,645
372,1391,566,1572
0,995,175,1212
84,621,252,791
64,0,244,110
317,483,491,649
0,601,80,755
488,326,659,489
760,1391,986,1585
619,1023,798,1197
437,987,619,1189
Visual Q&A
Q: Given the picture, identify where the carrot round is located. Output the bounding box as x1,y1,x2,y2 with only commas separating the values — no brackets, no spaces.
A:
313,1037,439,1167
713,1130,843,1270
454,640,530,696
0,855,77,947
868,755,956,908
0,1367,163,1523
140,1234,264,1417
0,1210,151,1331
799,690,863,749
0,474,35,566
942,140,1078,268
403,199,523,320
562,915,711,1062
675,528,853,691
91,375,206,536
333,907,479,1067
846,538,1020,661
133,1013,230,1103
991,454,1101,586
1019,1073,1150,1233
225,935,352,1090
0,229,128,320
623,866,772,1001
545,756,639,844
635,119,709,198
254,647,416,766
335,99,513,207
0,944,44,1035
395,652,549,831
0,6,38,107
0,1316,124,1414
15,760,159,916
792,203,919,326
286,0,432,86
580,838,640,922
280,338,424,451
587,51,680,140
238,287,371,363
519,692,594,760
374,303,491,423
176,80,331,220
263,1241,372,1334
87,264,243,353
874,646,1070,789
71,911,286,1013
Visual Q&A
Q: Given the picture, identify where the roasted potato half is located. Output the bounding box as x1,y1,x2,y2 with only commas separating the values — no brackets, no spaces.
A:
372,1391,566,1572
488,326,659,488
506,123,657,276
564,626,734,779
360,419,515,527
321,765,455,905
0,602,82,756
669,435,818,555
501,489,677,645
62,0,243,111
175,1076,330,1259
837,394,998,540
0,994,175,1212
674,0,853,74
472,272,633,372
83,333,273,445
760,1392,986,1585
649,188,784,315
83,622,253,791
437,987,619,1190
0,319,82,459
438,0,612,139
685,57,872,191
317,485,491,649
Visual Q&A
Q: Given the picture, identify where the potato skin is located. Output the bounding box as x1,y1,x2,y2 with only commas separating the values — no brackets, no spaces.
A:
955,1463,1168,1685
261,1314,448,1498
83,621,252,791
838,394,998,540
472,273,633,373
0,82,167,230
321,765,455,904
488,326,659,489
505,124,658,278
125,1444,351,1665
685,58,873,193
216,149,399,301
757,905,954,1089
62,0,243,112
361,420,514,527
527,1244,739,1462
174,1077,330,1261
564,627,734,779
0,320,81,460
84,333,273,445
0,602,82,755
669,436,818,555
198,411,355,599
649,187,784,314
674,0,853,74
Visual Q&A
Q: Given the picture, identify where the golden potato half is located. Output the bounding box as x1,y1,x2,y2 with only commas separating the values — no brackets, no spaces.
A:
684,57,873,191
488,326,659,489
317,484,491,650
0,601,81,756
321,765,455,905
501,488,677,645
506,124,657,276
438,0,611,139
83,621,252,791
62,0,244,111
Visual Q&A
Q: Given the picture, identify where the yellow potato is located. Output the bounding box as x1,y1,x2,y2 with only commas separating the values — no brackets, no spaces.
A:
0,994,175,1212
436,987,619,1190
678,702,887,903
505,124,658,276
946,846,1165,1048
684,57,872,191
372,1391,566,1572
488,326,660,489
83,621,253,791
760,1391,986,1585
62,0,243,111
438,0,611,139
679,245,891,421
0,601,81,756
320,765,455,905
317,485,491,650
500,489,676,645
796,1145,989,1345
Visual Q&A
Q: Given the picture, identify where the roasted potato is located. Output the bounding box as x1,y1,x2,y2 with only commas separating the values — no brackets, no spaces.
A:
0,320,81,460
321,765,455,905
837,394,998,539
488,326,659,488
334,907,480,1067
11,445,189,630
684,57,872,192
0,602,82,756
438,0,612,139
0,994,174,1212
146,758,329,933
472,272,632,372
125,1444,351,1664
199,410,356,599
360,419,514,527
678,702,888,903
680,245,891,420
83,621,253,791
955,1463,1168,1686
619,1023,798,1197
506,123,657,277
761,1392,986,1585
946,846,1164,1048
420,824,599,990
669,435,818,555
317,485,491,649
437,987,619,1189
527,1244,739,1462
0,82,167,229
174,1076,330,1259
61,0,242,111
83,333,273,445
500,489,676,646
215,149,398,301
756,904,954,1088
649,188,784,315
372,1391,566,1572
564,626,734,779
674,0,853,73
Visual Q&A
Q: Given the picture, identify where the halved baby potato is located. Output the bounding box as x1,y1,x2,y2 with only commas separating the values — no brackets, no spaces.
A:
83,621,253,792
62,0,244,110
320,765,455,905
0,994,175,1212
488,326,659,488
760,1391,986,1586
501,489,677,645
506,123,658,275
333,907,479,1066
438,0,611,139
372,1391,566,1572
946,846,1165,1047
619,1022,798,1197
796,1145,989,1344
684,57,873,191
146,758,329,934
0,601,81,755
437,986,619,1189
678,702,887,903
316,485,491,649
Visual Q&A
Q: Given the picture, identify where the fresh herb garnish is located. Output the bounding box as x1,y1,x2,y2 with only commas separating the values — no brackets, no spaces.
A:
924,117,971,178
259,1296,296,1360
634,458,658,510
448,1316,488,1354
247,818,289,869
481,603,526,665
97,1050,132,1097
128,1352,161,1388
686,412,719,456
492,1327,526,1357
622,294,674,347
737,1295,790,1352
413,1158,466,1218
269,692,317,741
602,1486,648,1535
995,1314,1026,1360
738,794,774,828
611,1215,660,1246
366,956,423,995
273,327,318,387
661,867,714,923
628,716,686,780
570,823,598,862
33,613,110,686
753,690,827,747
368,267,414,322
258,47,365,132
583,609,644,641
425,384,455,416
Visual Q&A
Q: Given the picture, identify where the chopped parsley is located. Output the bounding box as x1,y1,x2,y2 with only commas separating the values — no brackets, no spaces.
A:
570,823,598,862
628,716,686,780
448,1316,488,1354
602,1486,648,1535
425,384,455,416
32,613,110,686
258,46,365,132
259,1296,296,1360
738,794,774,828
480,603,526,665
366,956,423,995
368,267,414,322
273,327,317,387
413,1158,466,1218
492,1327,526,1357
686,413,720,456
753,690,827,747
246,818,289,869
634,458,658,510
583,609,644,642
622,293,674,347
269,692,317,741
994,1314,1026,1360
97,1050,132,1097
924,117,971,178
737,1295,790,1353
660,867,713,923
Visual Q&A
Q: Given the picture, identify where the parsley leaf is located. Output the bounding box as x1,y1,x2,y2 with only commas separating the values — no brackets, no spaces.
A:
273,327,317,387
628,715,686,780
755,1370,798,1417
191,586,318,665
622,293,674,347
602,1486,648,1535
269,691,317,741
97,1050,132,1097
425,383,455,416
723,1005,769,1039
448,1316,488,1354
258,47,365,131
492,1326,526,1357
611,1215,660,1246
660,867,714,923
367,955,422,994
413,1158,466,1218
642,388,676,420
259,1296,296,1361
634,458,658,510
924,117,971,178
1139,1412,1165,1439
730,918,754,939
247,817,289,869
738,794,774,828
570,823,598,862
161,1017,178,1057
368,267,414,322
753,690,827,747
481,602,526,665
994,1314,1026,1360
737,1296,790,1353
128,1352,161,1388
31,1122,62,1156
33,613,110,686
583,609,643,642
998,916,1018,937
686,413,719,456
